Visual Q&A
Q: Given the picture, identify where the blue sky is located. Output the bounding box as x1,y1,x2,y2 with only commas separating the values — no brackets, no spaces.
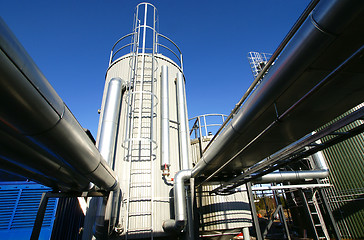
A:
1,0,310,136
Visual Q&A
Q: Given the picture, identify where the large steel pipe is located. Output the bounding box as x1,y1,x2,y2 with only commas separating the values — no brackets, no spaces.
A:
0,126,90,191
163,169,192,232
95,77,126,236
253,148,329,184
192,0,364,179
161,65,170,174
0,18,117,191
176,72,190,170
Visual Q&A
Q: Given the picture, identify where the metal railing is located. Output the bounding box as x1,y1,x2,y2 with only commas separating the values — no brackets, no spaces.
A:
189,114,228,140
108,28,183,70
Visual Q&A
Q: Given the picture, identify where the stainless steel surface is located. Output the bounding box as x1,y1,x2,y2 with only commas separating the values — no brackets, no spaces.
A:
0,17,118,191
212,106,364,194
101,3,187,237
202,0,320,154
160,65,170,171
174,170,192,223
249,184,331,191
98,77,126,165
95,77,126,236
0,126,90,191
177,72,190,170
253,170,329,184
193,0,364,180
253,148,329,184
161,169,192,232
312,150,328,170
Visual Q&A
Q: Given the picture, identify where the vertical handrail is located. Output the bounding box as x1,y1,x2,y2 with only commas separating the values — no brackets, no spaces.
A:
189,114,228,138
124,7,140,239
150,4,157,239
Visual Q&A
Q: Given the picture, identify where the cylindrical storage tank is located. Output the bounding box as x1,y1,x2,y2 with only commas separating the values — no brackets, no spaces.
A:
95,4,191,237
189,115,252,239
101,53,188,238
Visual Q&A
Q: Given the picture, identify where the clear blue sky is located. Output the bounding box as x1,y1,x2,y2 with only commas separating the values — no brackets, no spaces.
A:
1,0,310,136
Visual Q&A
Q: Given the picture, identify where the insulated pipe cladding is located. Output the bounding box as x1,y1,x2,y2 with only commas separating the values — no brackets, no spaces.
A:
253,151,329,184
191,0,364,179
176,72,190,170
163,169,192,232
163,72,193,234
161,65,170,175
0,17,118,191
95,77,126,236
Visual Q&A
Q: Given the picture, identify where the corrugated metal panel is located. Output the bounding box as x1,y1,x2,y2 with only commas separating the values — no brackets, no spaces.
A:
51,197,84,240
105,54,186,238
0,189,18,230
0,182,57,238
191,120,252,235
197,184,252,234
320,103,364,239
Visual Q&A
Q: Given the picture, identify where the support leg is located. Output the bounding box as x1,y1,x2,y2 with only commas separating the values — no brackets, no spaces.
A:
31,192,49,240
246,182,262,240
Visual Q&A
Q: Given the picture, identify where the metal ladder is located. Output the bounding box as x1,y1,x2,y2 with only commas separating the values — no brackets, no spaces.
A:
302,189,330,240
120,3,159,239
124,50,157,239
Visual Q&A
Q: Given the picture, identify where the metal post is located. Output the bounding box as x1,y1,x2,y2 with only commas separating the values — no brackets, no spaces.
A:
197,117,203,157
242,227,250,240
273,187,291,240
203,115,208,137
31,192,49,240
246,182,262,240
186,178,195,240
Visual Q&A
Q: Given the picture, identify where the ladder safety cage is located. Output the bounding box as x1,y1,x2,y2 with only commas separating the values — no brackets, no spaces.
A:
105,3,184,239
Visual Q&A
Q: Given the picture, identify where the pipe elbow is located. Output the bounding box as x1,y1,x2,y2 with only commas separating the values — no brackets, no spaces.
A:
174,169,192,184
162,219,185,233
163,169,191,233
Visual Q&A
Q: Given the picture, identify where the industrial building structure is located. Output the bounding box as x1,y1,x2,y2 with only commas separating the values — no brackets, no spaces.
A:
0,0,364,239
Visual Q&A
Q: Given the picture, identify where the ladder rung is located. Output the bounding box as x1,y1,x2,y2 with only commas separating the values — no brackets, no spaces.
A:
127,228,152,233
309,143,324,147
131,170,152,174
128,212,152,217
329,131,349,135
129,198,152,202
130,184,152,188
